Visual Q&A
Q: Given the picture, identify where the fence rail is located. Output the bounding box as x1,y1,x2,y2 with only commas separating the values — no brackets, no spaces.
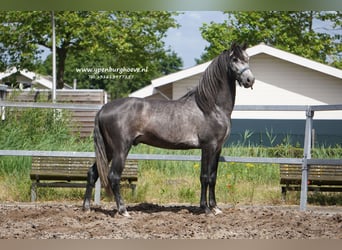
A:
0,101,102,111
2,101,342,112
0,150,341,165
1,101,342,211
0,149,305,164
0,101,322,111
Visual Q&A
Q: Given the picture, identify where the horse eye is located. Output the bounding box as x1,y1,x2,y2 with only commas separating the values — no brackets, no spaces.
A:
233,58,239,63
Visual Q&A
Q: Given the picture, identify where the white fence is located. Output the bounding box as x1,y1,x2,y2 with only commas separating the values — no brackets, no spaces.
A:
1,101,342,211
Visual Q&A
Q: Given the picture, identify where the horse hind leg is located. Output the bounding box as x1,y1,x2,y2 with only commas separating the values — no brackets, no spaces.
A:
108,154,130,217
83,162,99,211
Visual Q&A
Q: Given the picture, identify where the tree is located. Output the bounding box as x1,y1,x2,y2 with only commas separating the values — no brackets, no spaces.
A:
197,11,341,68
39,45,183,98
157,49,183,75
0,11,181,91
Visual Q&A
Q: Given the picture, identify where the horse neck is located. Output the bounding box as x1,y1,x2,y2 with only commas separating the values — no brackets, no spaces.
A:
216,69,236,114
195,54,237,115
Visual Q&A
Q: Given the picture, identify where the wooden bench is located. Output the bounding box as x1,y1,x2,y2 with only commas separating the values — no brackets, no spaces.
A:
30,156,138,202
280,164,342,200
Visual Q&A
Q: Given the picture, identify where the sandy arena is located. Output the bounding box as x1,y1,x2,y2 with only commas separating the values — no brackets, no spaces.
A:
0,202,341,239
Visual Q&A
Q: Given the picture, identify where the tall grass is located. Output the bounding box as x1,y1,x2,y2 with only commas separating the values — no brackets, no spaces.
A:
0,107,341,205
0,107,92,201
128,144,281,206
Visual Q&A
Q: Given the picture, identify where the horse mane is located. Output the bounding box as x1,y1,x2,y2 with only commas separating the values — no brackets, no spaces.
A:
181,43,245,114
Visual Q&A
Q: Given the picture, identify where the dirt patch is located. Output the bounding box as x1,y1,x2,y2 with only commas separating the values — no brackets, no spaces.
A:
0,202,341,239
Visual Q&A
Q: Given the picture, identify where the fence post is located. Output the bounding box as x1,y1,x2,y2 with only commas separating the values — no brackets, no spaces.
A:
300,106,314,211
0,84,7,121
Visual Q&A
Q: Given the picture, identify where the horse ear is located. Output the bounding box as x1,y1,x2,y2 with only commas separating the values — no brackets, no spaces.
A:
242,43,248,50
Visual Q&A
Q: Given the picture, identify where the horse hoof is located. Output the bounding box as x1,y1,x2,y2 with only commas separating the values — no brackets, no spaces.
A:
82,206,90,212
201,206,212,215
120,211,131,218
211,207,223,215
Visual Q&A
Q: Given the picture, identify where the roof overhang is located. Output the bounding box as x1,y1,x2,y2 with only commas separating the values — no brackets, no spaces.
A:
0,67,53,89
248,44,342,79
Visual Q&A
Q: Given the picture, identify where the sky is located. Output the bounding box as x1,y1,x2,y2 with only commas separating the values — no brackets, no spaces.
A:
163,11,227,69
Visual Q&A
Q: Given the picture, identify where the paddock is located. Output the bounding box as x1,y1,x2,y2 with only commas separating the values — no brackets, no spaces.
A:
1,103,342,211
0,202,341,239
0,102,342,238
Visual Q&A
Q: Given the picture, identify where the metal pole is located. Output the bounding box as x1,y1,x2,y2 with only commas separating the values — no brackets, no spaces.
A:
51,11,57,103
73,79,77,90
300,106,314,211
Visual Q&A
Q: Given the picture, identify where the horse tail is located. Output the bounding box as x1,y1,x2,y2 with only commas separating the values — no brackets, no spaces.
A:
93,112,112,195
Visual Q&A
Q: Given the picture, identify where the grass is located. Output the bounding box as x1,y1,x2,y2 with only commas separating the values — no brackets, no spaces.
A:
0,107,342,206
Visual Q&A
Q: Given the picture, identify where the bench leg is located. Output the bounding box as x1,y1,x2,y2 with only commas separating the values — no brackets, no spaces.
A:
281,186,287,202
31,183,37,202
128,180,137,197
131,184,137,197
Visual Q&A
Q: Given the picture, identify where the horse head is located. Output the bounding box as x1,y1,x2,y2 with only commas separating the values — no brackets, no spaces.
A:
228,43,255,89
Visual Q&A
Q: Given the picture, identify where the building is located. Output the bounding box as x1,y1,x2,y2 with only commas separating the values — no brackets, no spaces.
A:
0,68,106,138
130,44,342,146
0,67,55,89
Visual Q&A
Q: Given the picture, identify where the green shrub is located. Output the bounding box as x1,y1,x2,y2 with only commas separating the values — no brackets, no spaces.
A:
0,106,88,201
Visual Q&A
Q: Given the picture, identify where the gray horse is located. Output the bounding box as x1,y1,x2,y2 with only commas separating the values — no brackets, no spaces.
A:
83,43,255,216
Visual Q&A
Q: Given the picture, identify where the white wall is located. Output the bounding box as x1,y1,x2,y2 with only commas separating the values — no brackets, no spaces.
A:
172,74,202,99
171,54,342,120
234,54,342,119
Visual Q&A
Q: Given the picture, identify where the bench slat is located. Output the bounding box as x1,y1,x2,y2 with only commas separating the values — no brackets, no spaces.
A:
280,165,342,180
280,164,342,199
30,156,138,202
31,157,138,181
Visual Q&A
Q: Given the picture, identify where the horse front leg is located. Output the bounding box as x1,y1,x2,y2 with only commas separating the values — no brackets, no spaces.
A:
208,150,222,215
200,146,220,214
200,161,211,214
83,162,99,211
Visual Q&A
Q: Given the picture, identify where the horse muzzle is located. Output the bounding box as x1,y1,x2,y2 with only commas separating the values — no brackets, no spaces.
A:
238,68,255,89
242,76,255,89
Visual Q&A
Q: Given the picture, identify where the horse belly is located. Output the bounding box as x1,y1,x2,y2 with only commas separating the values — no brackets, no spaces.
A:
136,127,200,150
136,119,199,149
